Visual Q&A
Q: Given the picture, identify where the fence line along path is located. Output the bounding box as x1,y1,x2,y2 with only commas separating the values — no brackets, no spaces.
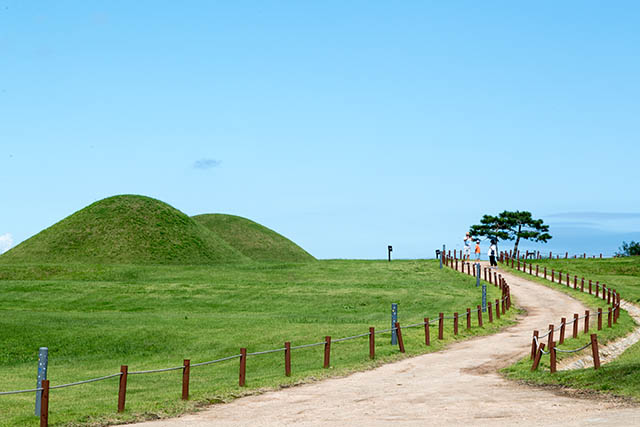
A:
130,263,640,427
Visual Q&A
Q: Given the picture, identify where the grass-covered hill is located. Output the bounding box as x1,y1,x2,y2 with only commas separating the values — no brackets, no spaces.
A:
0,195,249,265
192,214,315,262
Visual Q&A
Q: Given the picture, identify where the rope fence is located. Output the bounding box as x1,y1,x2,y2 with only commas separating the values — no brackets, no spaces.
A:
2,260,512,427
492,252,622,374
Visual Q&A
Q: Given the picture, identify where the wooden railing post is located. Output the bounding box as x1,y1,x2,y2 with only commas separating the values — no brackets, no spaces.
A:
572,314,579,338
239,348,247,386
182,359,190,400
531,330,538,360
285,341,292,375
453,313,459,335
424,318,430,346
118,365,128,413
369,328,375,359
547,324,554,350
395,323,405,353
559,318,566,345
477,305,483,327
438,313,444,340
466,308,471,329
488,302,493,323
589,279,592,294
40,379,49,427
550,341,557,373
323,336,331,368
597,308,603,330
584,310,590,334
590,334,600,370
495,299,500,319
531,343,545,371
607,307,612,328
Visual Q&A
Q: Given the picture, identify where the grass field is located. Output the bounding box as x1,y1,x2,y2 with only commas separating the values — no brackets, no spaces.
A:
501,256,640,401
0,260,514,426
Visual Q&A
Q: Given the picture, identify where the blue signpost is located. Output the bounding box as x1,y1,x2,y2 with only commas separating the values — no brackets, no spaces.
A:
476,262,481,287
35,347,48,416
482,284,487,313
391,303,398,345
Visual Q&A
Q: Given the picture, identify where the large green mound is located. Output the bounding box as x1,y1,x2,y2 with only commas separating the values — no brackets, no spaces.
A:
0,195,248,265
192,214,315,262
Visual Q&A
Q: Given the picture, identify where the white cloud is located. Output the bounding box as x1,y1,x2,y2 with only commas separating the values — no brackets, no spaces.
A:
0,233,14,254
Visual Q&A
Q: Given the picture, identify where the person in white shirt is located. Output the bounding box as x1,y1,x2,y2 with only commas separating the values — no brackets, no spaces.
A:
488,242,498,267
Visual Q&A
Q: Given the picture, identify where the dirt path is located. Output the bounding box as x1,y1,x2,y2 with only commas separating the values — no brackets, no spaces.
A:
131,264,640,426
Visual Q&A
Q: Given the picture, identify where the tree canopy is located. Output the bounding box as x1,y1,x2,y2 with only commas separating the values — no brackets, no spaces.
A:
616,241,640,257
469,211,551,255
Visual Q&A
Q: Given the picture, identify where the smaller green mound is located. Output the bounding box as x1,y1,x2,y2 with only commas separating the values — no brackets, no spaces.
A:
0,195,248,265
192,214,315,262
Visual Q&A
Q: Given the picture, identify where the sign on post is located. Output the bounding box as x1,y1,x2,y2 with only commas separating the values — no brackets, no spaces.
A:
391,303,398,345
388,245,393,262
476,262,480,287
35,347,48,416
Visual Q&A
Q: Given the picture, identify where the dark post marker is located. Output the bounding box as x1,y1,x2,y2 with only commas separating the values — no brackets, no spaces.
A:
369,328,375,359
438,312,444,340
559,318,566,345
40,379,49,427
591,334,601,369
388,245,392,262
466,308,471,329
454,312,459,335
118,365,128,413
239,348,247,386
550,341,557,373
488,302,493,323
182,359,190,400
495,299,500,319
285,341,292,376
608,307,612,328
477,305,483,327
323,336,331,368
573,314,578,338
597,308,603,330
531,330,538,360
424,318,430,346
395,322,405,353
547,324,554,350
391,303,398,345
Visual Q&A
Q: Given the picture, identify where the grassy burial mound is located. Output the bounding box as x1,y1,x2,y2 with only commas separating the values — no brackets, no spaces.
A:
0,195,248,265
192,214,315,262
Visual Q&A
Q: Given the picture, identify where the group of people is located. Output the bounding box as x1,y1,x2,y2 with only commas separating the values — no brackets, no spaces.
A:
463,232,498,267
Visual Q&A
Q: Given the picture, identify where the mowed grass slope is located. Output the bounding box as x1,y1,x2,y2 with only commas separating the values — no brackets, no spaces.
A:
192,214,315,262
0,260,514,426
0,195,249,265
503,256,640,401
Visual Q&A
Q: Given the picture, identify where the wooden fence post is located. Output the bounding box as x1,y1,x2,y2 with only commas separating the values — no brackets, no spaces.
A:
581,278,584,292
544,267,547,279
584,311,590,334
424,318,430,346
453,313,458,335
40,379,49,427
572,314,578,338
597,308,602,330
182,359,190,400
239,348,247,386
369,328,375,359
551,269,554,282
495,299,500,319
466,308,471,329
531,343,545,371
607,288,611,304
323,336,331,368
531,330,538,360
607,308,612,328
118,365,128,413
574,275,577,289
547,324,554,350
438,313,444,340
550,341,557,373
536,265,539,276
488,302,493,323
285,341,292,375
559,318,566,345
591,334,600,370
477,305,483,327
596,282,600,298
589,279,592,294
395,323,405,353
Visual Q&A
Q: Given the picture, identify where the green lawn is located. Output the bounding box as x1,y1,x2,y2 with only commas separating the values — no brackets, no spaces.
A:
0,260,514,426
501,256,640,401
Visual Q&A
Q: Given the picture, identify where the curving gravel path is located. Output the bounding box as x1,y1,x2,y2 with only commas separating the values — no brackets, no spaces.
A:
130,264,640,426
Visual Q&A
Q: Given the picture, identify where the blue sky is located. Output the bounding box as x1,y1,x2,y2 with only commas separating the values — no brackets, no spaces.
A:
1,1,639,259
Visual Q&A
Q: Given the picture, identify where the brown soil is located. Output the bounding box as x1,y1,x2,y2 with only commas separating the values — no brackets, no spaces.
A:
129,264,640,426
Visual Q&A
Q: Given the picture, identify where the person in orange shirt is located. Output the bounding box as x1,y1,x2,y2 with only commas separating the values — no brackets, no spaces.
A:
475,240,481,261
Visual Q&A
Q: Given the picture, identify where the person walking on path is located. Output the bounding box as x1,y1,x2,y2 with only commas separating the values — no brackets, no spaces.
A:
475,240,481,261
463,232,472,260
488,241,498,267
